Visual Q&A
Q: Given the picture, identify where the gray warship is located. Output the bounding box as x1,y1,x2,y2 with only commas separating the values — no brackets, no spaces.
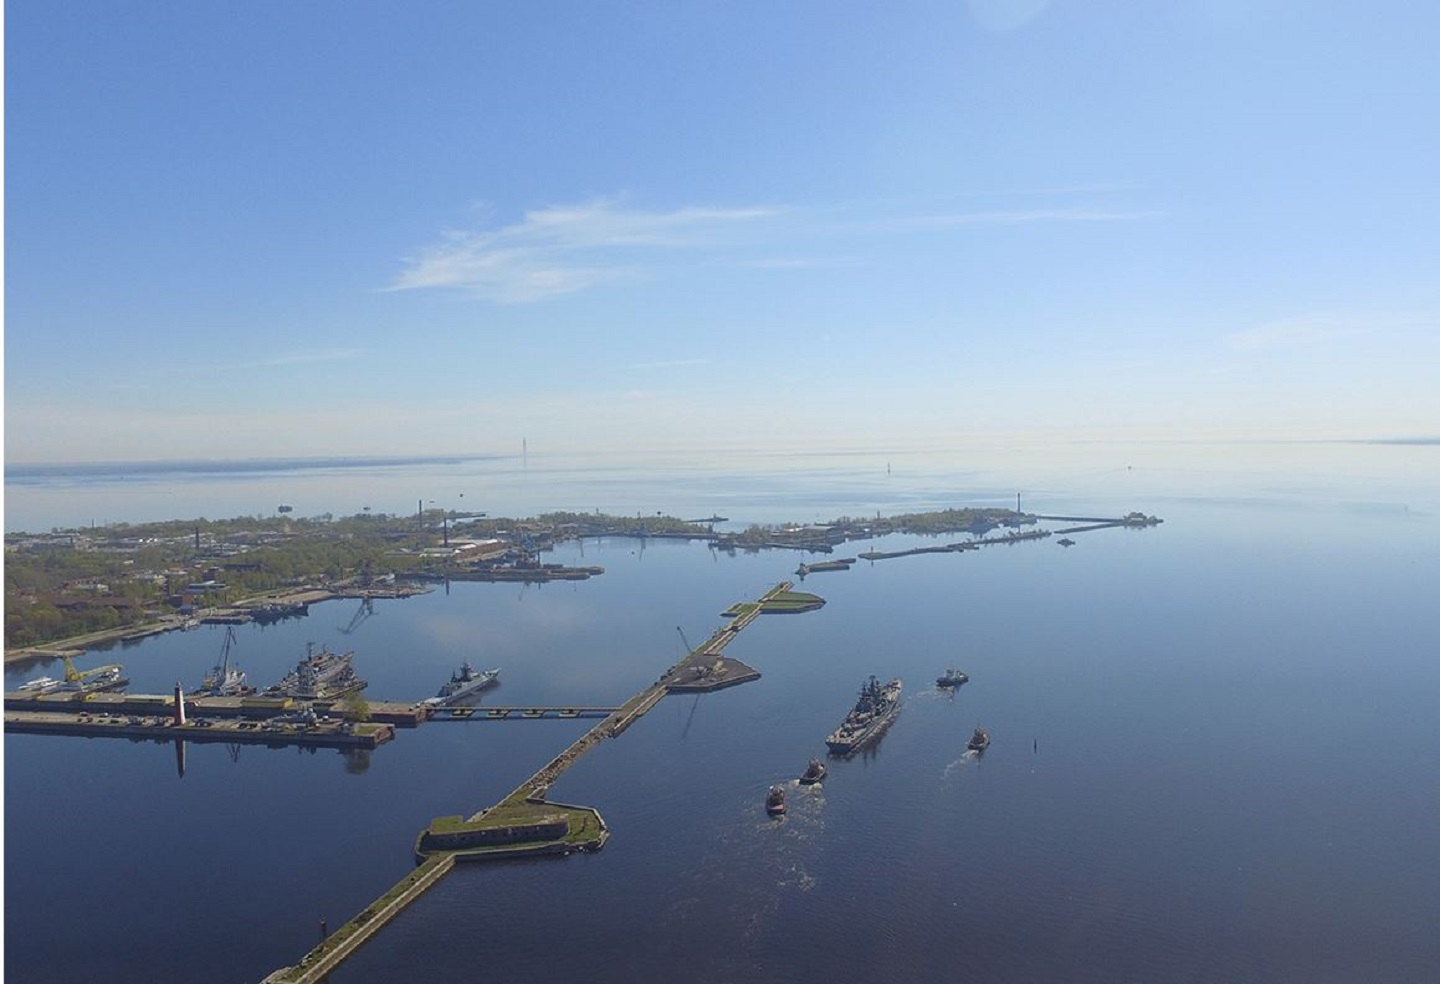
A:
825,675,902,756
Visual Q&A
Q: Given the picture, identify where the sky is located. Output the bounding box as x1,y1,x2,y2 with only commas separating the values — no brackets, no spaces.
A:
5,0,1439,464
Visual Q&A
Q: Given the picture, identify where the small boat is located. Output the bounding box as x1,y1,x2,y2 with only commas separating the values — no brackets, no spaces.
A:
967,727,991,752
765,784,787,816
17,676,60,694
936,668,969,688
799,758,827,785
1057,537,1076,547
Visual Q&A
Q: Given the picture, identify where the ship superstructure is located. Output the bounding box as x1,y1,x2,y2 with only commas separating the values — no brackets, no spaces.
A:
262,643,366,700
825,675,902,756
422,662,500,706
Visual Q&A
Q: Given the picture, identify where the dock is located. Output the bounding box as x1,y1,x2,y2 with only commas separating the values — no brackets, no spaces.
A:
3,710,395,750
424,705,619,721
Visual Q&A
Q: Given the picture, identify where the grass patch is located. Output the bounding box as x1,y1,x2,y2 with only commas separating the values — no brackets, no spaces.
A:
721,601,760,617
758,591,825,613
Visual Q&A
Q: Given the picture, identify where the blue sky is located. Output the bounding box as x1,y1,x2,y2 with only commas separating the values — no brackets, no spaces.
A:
5,0,1438,463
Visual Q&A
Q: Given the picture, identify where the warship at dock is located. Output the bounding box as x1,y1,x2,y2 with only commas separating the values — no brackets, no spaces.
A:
422,662,500,706
262,644,366,700
825,675,902,757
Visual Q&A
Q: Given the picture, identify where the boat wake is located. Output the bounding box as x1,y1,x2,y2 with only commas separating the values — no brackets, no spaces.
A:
941,749,981,777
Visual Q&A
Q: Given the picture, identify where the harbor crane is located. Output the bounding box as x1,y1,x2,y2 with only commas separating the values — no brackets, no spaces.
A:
60,653,123,685
339,596,375,635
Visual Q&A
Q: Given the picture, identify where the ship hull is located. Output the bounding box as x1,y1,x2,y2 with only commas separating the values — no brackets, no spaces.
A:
824,704,899,756
423,667,500,707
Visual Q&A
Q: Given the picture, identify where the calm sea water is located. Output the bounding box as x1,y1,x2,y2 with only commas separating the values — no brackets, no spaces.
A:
5,444,1439,983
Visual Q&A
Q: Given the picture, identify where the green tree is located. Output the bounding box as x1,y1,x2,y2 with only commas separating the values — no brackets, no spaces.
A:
340,691,372,723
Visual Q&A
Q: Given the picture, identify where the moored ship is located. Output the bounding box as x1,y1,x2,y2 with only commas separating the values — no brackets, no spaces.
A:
248,600,309,625
825,675,902,757
194,627,252,697
422,661,500,706
18,655,131,697
262,643,366,700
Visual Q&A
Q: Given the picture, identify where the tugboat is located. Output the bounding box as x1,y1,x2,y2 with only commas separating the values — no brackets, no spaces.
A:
825,676,902,757
765,785,787,816
422,661,500,706
799,758,827,785
967,726,991,752
936,668,969,688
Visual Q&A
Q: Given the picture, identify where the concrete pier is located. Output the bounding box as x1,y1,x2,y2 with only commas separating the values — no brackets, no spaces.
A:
3,710,395,749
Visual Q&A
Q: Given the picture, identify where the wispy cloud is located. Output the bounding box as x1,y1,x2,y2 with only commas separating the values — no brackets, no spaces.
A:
390,194,1157,303
225,348,369,370
389,198,780,302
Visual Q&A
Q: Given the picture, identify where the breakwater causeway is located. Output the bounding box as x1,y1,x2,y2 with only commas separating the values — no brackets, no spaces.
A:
261,581,809,984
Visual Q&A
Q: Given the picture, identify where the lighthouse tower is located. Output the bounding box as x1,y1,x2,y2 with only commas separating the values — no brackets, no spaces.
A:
173,681,186,726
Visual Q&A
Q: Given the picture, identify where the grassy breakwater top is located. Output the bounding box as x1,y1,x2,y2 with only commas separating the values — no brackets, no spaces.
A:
723,590,826,616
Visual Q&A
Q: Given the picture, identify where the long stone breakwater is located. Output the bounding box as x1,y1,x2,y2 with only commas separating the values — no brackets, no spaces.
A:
262,581,804,984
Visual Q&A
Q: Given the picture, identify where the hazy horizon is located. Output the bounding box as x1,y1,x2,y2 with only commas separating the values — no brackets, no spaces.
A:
6,2,1440,464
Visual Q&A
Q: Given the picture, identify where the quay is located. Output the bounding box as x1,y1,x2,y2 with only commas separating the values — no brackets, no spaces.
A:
424,705,619,721
858,542,976,561
3,584,432,667
432,565,604,583
4,691,624,729
3,710,395,750
975,528,1053,545
263,580,816,983
1034,512,1163,527
3,691,429,729
796,558,856,576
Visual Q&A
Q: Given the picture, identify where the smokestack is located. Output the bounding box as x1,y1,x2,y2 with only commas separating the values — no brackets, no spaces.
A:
173,681,186,725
